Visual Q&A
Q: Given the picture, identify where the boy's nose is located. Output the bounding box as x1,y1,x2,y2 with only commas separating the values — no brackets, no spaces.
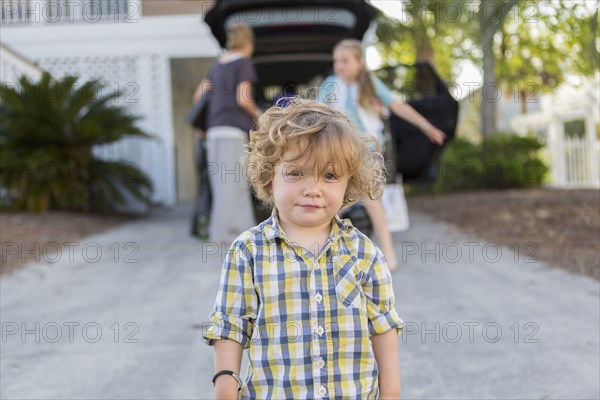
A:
303,178,322,196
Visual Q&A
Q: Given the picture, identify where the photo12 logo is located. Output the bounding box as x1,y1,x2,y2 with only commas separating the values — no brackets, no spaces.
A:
2,0,140,24
1,241,140,265
2,322,140,344
401,321,540,344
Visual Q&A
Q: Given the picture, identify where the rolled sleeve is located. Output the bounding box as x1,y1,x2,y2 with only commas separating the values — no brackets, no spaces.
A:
363,248,404,336
203,311,254,348
369,308,404,336
203,240,258,349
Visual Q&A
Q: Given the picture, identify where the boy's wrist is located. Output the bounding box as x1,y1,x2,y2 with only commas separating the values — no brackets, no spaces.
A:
214,375,240,399
213,370,241,384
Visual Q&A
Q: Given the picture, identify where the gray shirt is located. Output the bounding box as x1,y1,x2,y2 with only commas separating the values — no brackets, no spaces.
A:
206,57,257,133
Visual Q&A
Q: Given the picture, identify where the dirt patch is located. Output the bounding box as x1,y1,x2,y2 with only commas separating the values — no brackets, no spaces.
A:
406,188,600,280
0,212,137,275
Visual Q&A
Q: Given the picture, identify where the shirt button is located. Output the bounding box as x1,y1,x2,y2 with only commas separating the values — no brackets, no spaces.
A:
316,325,324,336
317,357,325,368
319,386,327,396
315,293,323,303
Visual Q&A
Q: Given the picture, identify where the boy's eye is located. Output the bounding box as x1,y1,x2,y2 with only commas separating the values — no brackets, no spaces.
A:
324,172,338,181
283,168,303,182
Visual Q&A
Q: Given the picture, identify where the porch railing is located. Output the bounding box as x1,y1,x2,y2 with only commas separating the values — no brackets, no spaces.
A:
562,137,600,188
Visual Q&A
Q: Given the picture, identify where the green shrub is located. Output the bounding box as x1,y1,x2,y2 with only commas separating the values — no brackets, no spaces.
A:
437,133,548,191
436,138,482,190
0,73,153,212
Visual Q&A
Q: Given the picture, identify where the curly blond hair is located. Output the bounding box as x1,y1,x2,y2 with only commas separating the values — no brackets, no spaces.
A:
245,98,386,209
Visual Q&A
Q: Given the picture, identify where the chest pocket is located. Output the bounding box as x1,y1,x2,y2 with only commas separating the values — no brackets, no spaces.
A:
333,255,363,309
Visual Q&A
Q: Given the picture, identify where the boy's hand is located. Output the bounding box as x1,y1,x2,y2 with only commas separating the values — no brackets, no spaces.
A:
214,375,239,400
213,339,243,400
372,329,401,399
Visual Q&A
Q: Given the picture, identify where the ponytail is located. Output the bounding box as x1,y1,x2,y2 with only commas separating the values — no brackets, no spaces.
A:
356,68,379,112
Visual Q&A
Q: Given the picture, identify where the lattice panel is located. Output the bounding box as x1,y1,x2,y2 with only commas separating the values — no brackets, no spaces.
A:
35,54,175,206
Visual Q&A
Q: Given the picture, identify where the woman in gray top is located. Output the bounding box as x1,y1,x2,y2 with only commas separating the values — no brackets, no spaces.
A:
193,22,262,244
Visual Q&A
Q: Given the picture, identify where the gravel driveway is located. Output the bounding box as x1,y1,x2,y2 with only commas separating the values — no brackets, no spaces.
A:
1,205,598,399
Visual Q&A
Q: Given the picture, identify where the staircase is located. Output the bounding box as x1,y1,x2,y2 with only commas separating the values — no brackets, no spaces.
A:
0,43,46,84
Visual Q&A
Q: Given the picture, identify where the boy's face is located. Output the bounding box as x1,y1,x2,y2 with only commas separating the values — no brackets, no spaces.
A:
272,148,349,234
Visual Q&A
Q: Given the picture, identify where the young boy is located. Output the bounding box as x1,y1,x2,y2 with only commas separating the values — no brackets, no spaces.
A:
203,98,404,400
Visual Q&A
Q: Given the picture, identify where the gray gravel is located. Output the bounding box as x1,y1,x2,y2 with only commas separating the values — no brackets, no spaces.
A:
1,205,598,400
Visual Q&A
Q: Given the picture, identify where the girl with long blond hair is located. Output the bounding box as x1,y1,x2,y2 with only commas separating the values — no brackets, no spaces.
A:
318,39,446,272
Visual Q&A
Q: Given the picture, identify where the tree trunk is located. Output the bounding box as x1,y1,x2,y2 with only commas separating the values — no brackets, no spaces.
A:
479,0,519,139
480,20,496,138
415,37,435,64
520,88,528,113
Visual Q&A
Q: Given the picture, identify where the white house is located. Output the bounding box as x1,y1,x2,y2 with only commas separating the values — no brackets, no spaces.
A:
510,74,600,188
455,76,599,189
1,0,222,208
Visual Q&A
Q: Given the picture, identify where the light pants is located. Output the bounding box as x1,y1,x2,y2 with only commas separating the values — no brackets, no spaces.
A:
206,126,256,244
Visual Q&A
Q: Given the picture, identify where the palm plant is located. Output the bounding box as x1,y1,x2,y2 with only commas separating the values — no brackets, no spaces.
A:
0,72,153,212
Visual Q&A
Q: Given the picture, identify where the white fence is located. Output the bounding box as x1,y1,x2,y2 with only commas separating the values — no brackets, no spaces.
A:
562,137,600,188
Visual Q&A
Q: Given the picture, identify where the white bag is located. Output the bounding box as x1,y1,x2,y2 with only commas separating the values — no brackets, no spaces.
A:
380,181,410,232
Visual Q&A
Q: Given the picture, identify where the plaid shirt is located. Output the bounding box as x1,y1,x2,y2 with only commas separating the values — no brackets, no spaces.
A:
203,210,404,399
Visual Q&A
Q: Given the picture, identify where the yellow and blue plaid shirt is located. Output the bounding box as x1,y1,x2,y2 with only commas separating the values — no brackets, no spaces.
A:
203,210,404,399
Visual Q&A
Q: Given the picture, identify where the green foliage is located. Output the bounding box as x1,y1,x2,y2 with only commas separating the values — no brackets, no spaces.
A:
374,0,599,91
0,73,153,212
564,119,586,139
374,1,476,79
438,134,548,190
496,1,600,95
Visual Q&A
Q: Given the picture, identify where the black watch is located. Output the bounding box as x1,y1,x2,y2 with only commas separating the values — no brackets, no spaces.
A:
212,370,242,391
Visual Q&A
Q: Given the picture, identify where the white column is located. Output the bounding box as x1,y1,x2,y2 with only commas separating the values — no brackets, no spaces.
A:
135,53,176,206
586,112,599,187
548,118,566,187
159,54,176,206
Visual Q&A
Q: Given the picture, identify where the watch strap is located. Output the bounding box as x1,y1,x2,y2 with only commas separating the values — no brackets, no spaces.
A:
212,370,242,391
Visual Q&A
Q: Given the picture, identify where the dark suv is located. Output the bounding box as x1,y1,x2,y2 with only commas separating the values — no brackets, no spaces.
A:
205,0,458,182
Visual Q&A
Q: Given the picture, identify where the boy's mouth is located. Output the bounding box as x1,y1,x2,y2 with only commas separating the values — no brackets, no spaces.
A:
298,204,321,209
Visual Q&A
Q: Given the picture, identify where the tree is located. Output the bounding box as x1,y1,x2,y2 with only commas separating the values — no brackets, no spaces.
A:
0,73,153,212
375,0,519,136
479,0,519,137
375,0,598,137
374,0,476,79
496,0,600,113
